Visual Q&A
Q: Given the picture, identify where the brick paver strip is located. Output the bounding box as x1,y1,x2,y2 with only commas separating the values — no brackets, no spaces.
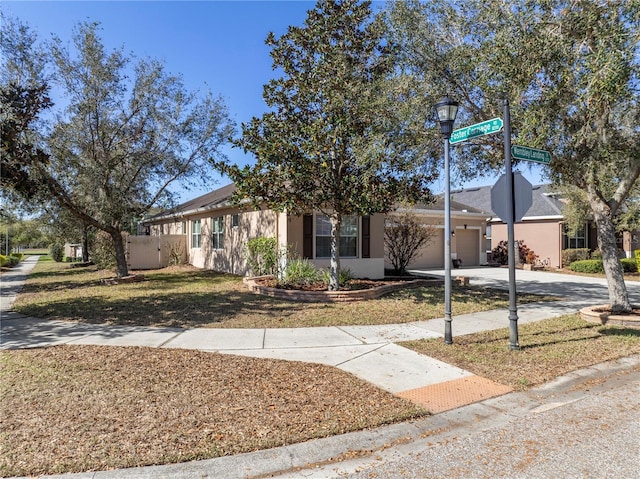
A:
397,375,513,413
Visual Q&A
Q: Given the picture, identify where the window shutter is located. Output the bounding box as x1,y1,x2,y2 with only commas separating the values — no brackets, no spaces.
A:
303,214,313,259
362,216,370,258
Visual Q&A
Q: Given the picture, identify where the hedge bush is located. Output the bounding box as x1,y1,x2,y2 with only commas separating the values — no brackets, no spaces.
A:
0,254,23,267
49,243,64,262
621,258,638,273
569,258,638,274
635,249,640,266
568,259,605,273
246,237,278,276
561,248,590,267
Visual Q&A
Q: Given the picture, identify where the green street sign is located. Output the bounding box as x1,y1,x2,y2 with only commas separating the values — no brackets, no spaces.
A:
450,118,503,144
511,145,551,164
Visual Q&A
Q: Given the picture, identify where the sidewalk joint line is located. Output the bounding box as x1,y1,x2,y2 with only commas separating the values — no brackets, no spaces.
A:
335,325,367,344
335,342,389,367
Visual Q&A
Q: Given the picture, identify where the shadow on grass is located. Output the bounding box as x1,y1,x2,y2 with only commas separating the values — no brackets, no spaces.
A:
599,327,640,337
16,289,309,328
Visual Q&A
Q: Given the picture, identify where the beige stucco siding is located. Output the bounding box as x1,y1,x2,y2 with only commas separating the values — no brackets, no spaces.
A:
491,219,562,268
189,209,276,275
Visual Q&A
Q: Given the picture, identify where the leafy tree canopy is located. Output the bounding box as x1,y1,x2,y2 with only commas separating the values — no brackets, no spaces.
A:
223,0,436,289
1,20,235,277
386,0,640,311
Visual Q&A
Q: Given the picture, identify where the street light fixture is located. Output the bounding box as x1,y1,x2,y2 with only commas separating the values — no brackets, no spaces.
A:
435,97,458,344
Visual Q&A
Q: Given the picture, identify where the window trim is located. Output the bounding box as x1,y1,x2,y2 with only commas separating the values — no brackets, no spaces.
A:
191,219,201,248
212,216,224,250
315,214,358,259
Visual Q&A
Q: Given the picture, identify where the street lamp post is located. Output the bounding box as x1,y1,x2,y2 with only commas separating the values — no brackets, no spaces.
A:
435,97,459,344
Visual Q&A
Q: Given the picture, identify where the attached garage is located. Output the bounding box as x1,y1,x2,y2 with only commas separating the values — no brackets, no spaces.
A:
455,229,480,266
408,228,444,269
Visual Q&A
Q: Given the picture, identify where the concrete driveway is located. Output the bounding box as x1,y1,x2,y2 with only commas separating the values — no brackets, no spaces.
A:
409,266,640,304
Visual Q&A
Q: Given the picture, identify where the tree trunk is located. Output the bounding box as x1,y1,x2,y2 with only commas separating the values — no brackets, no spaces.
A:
329,214,341,291
110,229,129,278
588,194,631,312
82,224,90,263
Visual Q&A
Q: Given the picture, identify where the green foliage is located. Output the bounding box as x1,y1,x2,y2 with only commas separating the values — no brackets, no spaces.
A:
2,19,234,278
280,259,323,287
321,267,353,287
569,259,637,274
621,258,638,273
491,240,536,266
225,0,434,290
245,237,278,276
386,0,639,310
591,249,602,260
49,243,64,262
90,231,117,270
635,249,640,266
568,260,605,274
561,249,591,268
0,254,20,267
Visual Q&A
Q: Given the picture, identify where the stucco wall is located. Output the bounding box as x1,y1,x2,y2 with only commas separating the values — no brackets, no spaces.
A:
189,209,277,275
491,219,562,268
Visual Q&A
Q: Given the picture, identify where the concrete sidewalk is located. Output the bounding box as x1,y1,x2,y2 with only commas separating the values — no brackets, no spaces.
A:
2,256,637,478
1,257,585,400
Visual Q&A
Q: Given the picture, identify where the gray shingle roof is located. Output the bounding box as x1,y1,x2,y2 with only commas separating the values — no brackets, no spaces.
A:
447,183,564,218
145,183,236,222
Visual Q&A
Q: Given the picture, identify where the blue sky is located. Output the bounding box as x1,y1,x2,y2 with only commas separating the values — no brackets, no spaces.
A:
3,0,545,202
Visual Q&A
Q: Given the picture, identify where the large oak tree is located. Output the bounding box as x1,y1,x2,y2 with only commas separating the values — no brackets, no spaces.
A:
1,20,235,277
386,0,640,311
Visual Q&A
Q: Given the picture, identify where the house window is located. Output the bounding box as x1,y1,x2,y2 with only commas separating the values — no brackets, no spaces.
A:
315,215,357,258
181,221,187,235
563,224,586,249
232,214,239,228
212,216,224,250
191,220,201,248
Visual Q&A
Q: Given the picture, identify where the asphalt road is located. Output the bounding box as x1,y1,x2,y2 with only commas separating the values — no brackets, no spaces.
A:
334,365,640,479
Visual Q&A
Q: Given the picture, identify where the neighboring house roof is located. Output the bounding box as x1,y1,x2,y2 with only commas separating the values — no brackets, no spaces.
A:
144,183,237,223
449,183,565,220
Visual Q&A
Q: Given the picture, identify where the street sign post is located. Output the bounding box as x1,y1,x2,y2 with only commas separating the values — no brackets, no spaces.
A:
511,145,551,164
450,118,503,144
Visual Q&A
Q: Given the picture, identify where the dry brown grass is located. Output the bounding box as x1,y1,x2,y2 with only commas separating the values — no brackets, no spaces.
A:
13,261,557,328
402,315,640,390
0,345,426,477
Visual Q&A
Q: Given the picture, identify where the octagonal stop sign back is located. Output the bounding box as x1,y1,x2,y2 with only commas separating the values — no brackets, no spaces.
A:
490,172,533,223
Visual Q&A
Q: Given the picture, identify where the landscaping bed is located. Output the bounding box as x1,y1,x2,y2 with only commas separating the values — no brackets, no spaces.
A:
244,275,440,302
